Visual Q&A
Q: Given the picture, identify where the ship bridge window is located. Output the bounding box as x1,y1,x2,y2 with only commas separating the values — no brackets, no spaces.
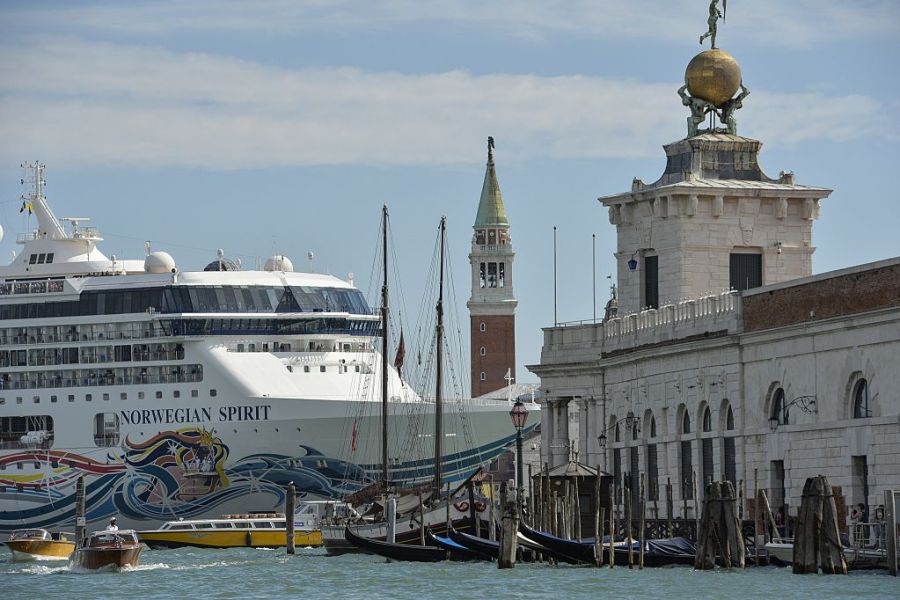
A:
94,413,120,446
0,415,54,449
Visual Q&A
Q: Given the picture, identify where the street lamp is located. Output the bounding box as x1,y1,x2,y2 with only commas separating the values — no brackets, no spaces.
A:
509,400,528,515
597,414,640,447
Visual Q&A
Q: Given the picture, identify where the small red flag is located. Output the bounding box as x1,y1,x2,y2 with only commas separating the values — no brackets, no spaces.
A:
393,329,405,379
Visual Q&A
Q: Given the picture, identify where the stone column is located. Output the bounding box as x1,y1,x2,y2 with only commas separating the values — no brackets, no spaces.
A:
551,398,571,467
542,397,556,467
577,397,591,465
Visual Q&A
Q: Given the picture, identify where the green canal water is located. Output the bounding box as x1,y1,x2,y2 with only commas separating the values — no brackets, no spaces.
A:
3,546,899,600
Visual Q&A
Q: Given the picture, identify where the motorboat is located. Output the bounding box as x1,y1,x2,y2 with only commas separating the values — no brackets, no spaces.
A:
69,529,144,570
137,506,327,549
4,528,75,561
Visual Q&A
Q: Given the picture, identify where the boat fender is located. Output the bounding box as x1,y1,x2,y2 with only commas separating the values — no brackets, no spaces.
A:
246,531,252,547
474,500,487,513
453,501,469,512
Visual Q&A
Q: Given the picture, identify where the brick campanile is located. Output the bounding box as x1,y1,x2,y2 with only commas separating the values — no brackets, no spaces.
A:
468,138,517,397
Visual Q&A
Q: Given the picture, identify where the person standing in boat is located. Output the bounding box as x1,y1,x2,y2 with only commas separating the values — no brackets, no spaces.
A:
106,517,119,532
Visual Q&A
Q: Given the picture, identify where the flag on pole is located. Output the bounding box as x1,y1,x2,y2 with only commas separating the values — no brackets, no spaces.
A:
350,420,359,452
393,329,405,379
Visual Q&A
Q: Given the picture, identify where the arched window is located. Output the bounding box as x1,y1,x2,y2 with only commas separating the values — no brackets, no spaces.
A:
853,379,870,419
479,346,486,356
479,372,486,381
702,406,712,432
681,410,691,435
632,421,639,441
479,322,486,332
726,405,735,431
650,416,657,438
772,387,787,425
614,423,621,443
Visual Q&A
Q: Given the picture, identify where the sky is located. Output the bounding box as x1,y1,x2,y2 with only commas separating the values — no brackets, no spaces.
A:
0,0,898,389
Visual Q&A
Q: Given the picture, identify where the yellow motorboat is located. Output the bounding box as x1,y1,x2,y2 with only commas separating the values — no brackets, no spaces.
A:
5,528,75,561
137,507,327,549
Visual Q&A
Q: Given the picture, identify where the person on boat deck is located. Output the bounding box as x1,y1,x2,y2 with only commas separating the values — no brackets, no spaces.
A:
106,517,119,532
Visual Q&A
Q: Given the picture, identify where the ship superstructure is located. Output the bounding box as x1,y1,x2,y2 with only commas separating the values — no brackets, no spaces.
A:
0,163,535,533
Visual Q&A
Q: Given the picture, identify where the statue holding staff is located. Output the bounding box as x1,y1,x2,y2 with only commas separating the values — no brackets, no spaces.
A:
699,0,725,49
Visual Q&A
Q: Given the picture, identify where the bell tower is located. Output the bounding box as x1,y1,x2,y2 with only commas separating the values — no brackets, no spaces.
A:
468,137,517,397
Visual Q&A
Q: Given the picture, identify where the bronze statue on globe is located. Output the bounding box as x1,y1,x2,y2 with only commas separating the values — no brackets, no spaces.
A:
678,0,748,137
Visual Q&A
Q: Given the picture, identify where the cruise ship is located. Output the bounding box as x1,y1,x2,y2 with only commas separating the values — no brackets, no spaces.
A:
0,163,536,533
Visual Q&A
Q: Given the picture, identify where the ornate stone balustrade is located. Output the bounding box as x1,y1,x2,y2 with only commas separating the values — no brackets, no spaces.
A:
541,291,741,362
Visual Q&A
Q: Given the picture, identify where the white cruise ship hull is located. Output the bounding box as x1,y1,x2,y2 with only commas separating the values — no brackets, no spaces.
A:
1,387,534,533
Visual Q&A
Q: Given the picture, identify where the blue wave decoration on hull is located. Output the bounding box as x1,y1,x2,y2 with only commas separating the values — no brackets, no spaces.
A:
0,424,528,532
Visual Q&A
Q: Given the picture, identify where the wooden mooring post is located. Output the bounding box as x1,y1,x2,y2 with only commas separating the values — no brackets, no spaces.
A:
885,489,898,577
666,477,673,537
75,474,86,548
286,482,296,555
626,482,633,568
608,482,615,569
498,481,518,569
694,481,745,569
753,468,761,565
418,489,426,546
594,465,603,567
793,476,847,574
639,474,646,570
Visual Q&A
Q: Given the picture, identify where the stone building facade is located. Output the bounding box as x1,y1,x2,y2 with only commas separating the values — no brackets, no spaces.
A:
529,131,900,526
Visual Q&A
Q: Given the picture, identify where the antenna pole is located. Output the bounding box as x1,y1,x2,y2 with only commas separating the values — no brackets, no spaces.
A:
553,226,558,326
592,233,597,322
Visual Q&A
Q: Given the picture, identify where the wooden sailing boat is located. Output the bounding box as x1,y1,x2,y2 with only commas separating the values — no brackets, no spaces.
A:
337,215,484,559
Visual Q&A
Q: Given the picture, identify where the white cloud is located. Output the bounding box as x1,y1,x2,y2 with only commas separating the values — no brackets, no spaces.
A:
4,1,899,48
0,40,891,169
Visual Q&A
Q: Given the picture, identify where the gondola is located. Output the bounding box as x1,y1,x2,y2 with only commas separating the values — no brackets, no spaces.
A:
344,527,447,563
519,523,697,567
426,530,487,561
519,523,595,564
447,528,500,560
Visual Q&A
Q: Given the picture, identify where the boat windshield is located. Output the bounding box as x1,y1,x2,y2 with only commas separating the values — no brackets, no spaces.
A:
11,529,49,540
87,531,138,546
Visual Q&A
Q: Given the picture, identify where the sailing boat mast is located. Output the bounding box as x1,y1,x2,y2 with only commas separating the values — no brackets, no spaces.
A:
380,205,390,488
433,216,446,493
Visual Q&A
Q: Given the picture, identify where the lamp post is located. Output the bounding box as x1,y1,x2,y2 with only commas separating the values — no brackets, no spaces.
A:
509,400,528,515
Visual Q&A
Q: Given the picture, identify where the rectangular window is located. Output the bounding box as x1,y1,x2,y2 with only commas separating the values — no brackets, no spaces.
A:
120,392,127,400
479,263,486,288
681,440,693,500
729,253,762,291
644,255,659,309
702,438,714,490
724,437,736,485
210,389,217,397
174,390,180,399
68,395,75,402
51,395,58,403
647,444,659,501
191,390,198,398
487,262,497,288
155,391,162,399
498,262,505,288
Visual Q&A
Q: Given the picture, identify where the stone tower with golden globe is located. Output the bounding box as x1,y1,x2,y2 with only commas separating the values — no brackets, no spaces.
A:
601,1,832,315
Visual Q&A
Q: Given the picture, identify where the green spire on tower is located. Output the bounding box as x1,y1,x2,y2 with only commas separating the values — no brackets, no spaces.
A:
474,136,509,229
